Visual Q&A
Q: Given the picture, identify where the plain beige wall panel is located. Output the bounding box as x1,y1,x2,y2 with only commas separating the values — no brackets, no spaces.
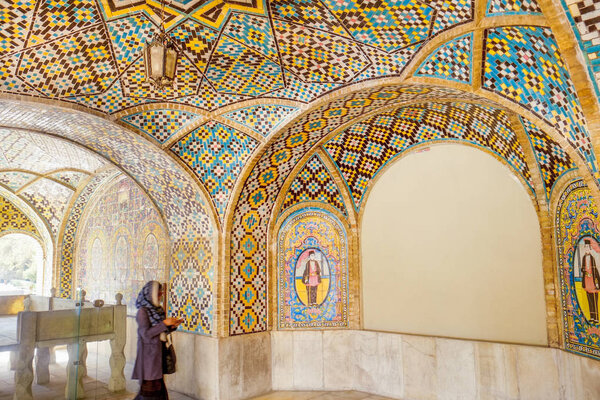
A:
361,144,547,345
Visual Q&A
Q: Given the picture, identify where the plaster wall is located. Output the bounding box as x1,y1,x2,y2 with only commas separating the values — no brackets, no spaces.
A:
361,144,547,345
271,330,600,399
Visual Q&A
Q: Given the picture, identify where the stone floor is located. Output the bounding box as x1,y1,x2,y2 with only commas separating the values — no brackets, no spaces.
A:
248,392,395,400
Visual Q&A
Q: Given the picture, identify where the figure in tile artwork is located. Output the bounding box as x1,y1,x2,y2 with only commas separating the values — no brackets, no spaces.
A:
581,238,600,323
302,250,322,306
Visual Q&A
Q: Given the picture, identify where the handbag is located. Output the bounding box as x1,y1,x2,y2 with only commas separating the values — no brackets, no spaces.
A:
162,333,177,374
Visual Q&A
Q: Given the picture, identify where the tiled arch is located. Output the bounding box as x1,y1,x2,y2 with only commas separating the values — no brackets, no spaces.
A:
225,80,600,335
0,99,218,335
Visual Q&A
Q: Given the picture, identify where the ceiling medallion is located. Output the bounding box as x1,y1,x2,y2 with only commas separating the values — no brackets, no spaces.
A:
143,1,180,89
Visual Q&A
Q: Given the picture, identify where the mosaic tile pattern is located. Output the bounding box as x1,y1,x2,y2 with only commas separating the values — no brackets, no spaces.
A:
277,208,348,329
26,0,101,47
0,0,36,54
416,33,473,83
273,19,368,84
121,55,200,100
107,14,158,73
205,35,283,96
18,25,118,98
59,169,120,298
170,19,219,73
97,0,265,31
223,13,277,59
269,0,349,36
321,0,434,52
122,109,201,143
1,0,478,113
280,155,347,216
483,26,597,178
560,0,600,106
324,102,533,209
0,100,216,335
0,128,105,174
431,0,473,36
222,105,299,137
19,177,74,236
556,180,600,360
0,171,36,192
521,117,577,201
0,194,39,238
486,0,542,16
228,84,487,334
171,121,258,221
50,171,88,189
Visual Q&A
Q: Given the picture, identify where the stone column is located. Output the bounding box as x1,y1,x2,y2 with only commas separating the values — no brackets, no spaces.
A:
9,350,18,371
109,294,127,392
65,342,87,399
13,311,36,400
35,347,50,384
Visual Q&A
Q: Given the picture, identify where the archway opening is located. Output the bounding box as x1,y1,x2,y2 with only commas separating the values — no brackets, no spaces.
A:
0,233,44,295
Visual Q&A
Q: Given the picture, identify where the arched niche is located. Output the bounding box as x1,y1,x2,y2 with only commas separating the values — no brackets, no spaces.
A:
555,179,600,359
361,144,547,345
276,207,349,329
74,175,169,314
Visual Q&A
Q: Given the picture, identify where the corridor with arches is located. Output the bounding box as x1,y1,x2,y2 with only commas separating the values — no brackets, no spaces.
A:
2,0,600,398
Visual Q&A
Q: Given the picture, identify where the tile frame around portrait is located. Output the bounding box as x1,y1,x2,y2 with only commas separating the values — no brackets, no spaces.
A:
277,207,349,330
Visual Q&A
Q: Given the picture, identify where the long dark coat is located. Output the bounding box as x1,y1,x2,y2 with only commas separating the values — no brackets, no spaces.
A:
132,308,168,381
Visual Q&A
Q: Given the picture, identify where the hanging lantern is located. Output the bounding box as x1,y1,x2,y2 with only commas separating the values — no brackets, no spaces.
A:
143,30,180,89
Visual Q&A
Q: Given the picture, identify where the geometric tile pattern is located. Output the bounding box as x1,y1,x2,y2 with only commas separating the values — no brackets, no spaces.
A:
483,26,597,179
273,19,368,84
0,171,36,192
560,0,600,107
1,0,477,114
18,25,118,98
0,194,39,238
26,0,100,47
0,0,36,54
171,121,258,222
280,155,347,216
0,100,216,335
486,0,542,16
223,13,277,59
107,14,158,73
228,84,487,335
205,35,284,96
19,177,74,236
432,0,473,36
521,117,577,201
58,169,120,298
50,170,88,189
0,128,106,175
324,102,534,209
321,0,434,52
122,109,201,144
416,33,473,83
222,105,299,137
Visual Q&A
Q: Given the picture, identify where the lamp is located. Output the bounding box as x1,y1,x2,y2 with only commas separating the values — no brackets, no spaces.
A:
143,1,180,89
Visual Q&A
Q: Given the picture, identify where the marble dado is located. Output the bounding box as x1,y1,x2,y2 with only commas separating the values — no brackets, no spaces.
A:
107,324,600,399
271,330,600,400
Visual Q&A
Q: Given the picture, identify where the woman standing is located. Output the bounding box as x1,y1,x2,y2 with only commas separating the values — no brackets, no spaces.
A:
132,281,183,399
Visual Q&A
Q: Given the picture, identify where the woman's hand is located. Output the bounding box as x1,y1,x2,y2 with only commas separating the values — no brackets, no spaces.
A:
164,317,184,327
